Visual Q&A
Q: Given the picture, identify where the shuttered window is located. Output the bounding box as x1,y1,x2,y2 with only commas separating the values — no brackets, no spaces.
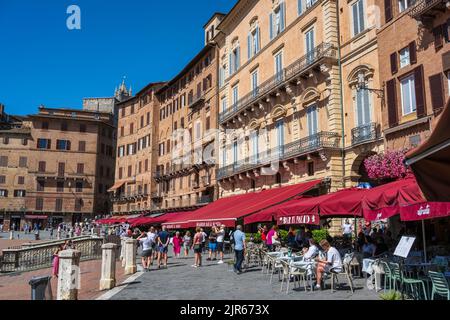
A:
414,65,426,117
409,41,417,64
429,73,444,112
434,25,444,49
384,0,392,22
390,52,398,74
386,79,398,127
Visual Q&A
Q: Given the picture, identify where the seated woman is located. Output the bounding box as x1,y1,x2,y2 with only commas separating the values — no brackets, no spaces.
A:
315,240,343,290
302,239,319,261
362,236,377,259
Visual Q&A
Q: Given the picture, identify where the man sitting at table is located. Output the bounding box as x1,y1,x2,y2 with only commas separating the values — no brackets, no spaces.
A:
302,239,319,261
315,240,343,290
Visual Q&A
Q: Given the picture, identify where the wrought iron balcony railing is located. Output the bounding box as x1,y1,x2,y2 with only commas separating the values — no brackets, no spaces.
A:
351,122,379,146
219,43,337,124
408,0,447,20
188,91,206,109
217,131,340,179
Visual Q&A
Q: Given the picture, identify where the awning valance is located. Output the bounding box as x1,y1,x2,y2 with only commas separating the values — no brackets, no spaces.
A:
107,180,128,192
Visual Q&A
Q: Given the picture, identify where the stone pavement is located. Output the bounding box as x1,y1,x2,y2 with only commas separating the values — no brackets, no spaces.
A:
109,253,381,300
0,259,128,300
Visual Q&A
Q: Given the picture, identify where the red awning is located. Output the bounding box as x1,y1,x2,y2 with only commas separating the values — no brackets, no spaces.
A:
362,177,425,221
188,180,322,227
25,215,48,220
400,202,450,221
162,211,198,229
243,196,305,224
319,188,369,217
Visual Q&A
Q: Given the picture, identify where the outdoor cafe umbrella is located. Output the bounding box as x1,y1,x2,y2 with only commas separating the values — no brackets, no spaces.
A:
405,98,450,201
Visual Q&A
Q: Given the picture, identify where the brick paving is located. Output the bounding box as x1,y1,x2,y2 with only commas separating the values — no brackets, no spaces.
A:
0,259,128,300
109,252,381,300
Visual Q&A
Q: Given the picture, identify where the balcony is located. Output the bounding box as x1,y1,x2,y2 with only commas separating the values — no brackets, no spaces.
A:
188,92,205,109
408,0,448,23
219,43,337,124
351,122,380,146
151,192,163,199
217,131,340,180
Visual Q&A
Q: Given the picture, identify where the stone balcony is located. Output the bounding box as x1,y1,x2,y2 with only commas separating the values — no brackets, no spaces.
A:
408,0,448,26
219,42,337,124
351,122,380,147
217,131,340,180
188,91,205,109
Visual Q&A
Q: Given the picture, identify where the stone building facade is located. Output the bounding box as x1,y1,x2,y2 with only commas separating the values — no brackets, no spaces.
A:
377,0,450,152
0,105,116,230
152,25,221,214
110,83,164,215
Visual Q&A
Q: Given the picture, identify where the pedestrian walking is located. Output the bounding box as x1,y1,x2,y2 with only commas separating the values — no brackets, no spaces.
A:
200,228,207,253
49,227,54,239
157,226,170,269
137,227,156,271
52,245,64,278
183,231,192,257
192,227,203,268
233,225,246,274
207,226,218,261
216,225,225,264
172,231,182,258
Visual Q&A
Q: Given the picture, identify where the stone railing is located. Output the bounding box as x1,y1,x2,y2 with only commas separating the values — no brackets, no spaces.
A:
0,236,104,273
408,0,446,20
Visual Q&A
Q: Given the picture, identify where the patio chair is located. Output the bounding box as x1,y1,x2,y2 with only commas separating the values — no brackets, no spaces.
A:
380,260,394,292
390,262,428,300
270,257,284,284
279,260,309,294
428,271,450,300
330,259,354,293
261,251,270,274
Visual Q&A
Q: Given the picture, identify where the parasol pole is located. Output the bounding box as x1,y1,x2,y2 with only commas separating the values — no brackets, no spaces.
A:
421,220,427,263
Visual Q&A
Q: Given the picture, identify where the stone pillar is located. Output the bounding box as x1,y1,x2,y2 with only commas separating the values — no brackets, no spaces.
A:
124,238,137,275
57,249,81,300
120,238,126,267
99,243,117,290
9,231,13,240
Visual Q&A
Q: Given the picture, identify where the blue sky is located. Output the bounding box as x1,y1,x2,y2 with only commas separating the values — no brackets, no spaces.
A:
0,0,236,115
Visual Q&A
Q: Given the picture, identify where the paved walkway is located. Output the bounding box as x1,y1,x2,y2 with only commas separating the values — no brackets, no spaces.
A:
109,253,380,300
0,259,128,300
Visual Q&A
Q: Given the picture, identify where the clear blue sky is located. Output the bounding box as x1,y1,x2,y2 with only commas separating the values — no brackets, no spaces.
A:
0,0,236,115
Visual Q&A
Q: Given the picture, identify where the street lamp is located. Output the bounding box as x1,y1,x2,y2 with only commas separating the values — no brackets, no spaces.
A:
356,71,385,99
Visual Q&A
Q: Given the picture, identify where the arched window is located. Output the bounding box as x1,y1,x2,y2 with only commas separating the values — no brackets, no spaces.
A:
229,39,240,76
269,0,286,40
248,18,261,59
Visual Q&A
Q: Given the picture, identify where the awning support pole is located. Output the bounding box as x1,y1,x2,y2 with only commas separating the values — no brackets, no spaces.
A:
422,220,427,263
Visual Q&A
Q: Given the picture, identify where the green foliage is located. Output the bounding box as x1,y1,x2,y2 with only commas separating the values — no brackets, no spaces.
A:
312,229,329,244
245,233,262,243
278,229,288,242
379,291,402,300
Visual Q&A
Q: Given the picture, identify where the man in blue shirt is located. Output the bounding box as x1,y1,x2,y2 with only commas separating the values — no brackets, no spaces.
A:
232,225,246,274
157,226,170,269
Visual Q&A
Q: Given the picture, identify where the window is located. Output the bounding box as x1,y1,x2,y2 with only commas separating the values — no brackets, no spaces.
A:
0,189,7,197
19,157,27,168
118,145,125,157
55,198,63,212
118,167,123,179
75,198,83,211
58,162,65,176
400,74,417,115
120,126,124,137
75,182,83,192
57,181,64,192
38,161,46,172
356,87,371,127
305,28,315,63
147,112,150,125
37,180,45,192
159,143,165,156
232,86,239,111
3,137,9,144
127,143,136,155
398,0,414,12
145,159,149,172
0,175,5,184
298,0,318,15
219,63,226,87
308,162,315,176
22,138,28,146
307,104,319,136
128,165,132,177
248,25,261,59
78,141,86,152
274,51,283,81
18,176,25,185
140,116,144,128
37,139,51,149
221,96,228,113
0,156,7,167
229,45,240,76
61,122,68,131
41,121,49,130
270,1,286,39
352,0,365,36
206,117,210,131
399,47,410,68
77,163,84,174
14,190,26,197
276,120,285,155
79,124,86,133
409,135,421,148
56,140,71,151
35,197,43,210
130,123,134,135
251,70,259,97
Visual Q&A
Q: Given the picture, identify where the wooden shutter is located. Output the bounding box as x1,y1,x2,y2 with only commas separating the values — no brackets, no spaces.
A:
433,25,443,49
414,65,426,117
269,13,274,40
390,52,398,74
386,79,398,127
384,0,393,23
409,41,417,64
429,73,444,112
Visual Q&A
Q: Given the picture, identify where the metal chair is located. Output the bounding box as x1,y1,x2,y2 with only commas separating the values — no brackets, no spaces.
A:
428,271,450,300
330,261,354,293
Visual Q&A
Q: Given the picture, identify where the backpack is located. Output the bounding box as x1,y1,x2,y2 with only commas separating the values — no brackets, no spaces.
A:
229,231,235,245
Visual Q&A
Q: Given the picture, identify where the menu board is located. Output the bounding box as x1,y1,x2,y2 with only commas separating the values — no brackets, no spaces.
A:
394,236,416,258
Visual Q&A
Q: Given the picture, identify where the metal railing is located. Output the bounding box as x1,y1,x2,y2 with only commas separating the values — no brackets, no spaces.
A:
408,0,446,19
351,122,379,146
219,43,337,123
188,91,206,108
217,131,340,179
0,236,104,273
